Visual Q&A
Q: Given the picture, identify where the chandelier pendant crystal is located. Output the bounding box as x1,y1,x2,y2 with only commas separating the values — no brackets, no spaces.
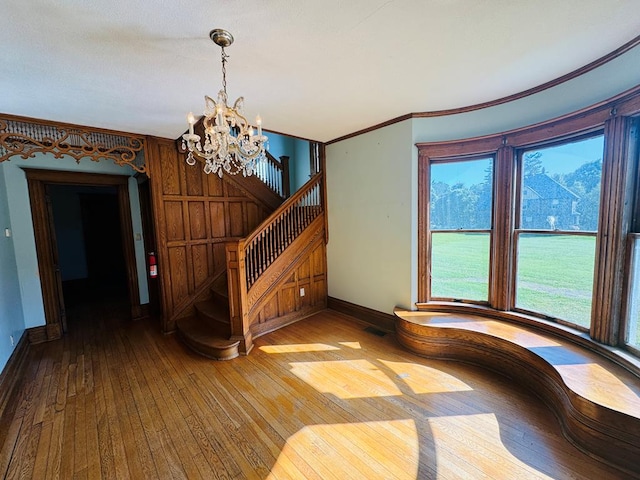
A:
182,29,267,177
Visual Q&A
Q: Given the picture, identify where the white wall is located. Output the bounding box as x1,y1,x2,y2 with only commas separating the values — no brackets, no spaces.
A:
326,43,640,315
1,153,149,332
326,120,415,312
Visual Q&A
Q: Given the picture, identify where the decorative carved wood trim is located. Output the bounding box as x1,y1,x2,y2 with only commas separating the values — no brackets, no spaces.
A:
0,114,146,174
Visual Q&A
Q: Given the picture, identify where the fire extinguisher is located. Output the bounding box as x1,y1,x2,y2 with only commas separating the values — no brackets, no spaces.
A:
148,252,158,278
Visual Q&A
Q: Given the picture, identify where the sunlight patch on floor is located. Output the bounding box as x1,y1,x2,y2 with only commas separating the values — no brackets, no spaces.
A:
379,359,473,394
259,343,341,354
289,359,403,398
339,341,362,349
267,420,419,480
428,413,556,479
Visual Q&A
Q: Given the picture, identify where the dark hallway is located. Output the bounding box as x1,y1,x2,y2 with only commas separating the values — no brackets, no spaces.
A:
48,185,129,319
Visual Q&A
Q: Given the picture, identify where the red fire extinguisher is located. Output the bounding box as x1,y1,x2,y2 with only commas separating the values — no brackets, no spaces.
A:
148,252,158,278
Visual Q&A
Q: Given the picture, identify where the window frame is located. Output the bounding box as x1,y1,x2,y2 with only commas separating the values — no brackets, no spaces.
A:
510,134,604,331
417,86,640,352
428,155,495,304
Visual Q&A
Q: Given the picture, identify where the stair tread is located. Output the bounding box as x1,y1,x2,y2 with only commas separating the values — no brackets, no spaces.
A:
177,317,239,360
195,299,229,323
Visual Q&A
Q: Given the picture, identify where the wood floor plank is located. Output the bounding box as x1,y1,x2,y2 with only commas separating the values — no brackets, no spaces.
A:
1,305,633,479
83,391,101,480
31,420,52,479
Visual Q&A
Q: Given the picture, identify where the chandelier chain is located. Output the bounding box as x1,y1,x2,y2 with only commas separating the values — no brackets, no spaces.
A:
221,47,228,97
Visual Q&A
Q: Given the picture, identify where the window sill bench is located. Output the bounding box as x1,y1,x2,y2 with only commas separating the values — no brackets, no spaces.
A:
394,306,640,477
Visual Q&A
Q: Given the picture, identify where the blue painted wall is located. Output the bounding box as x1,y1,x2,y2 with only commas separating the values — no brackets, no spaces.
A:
0,162,26,370
0,152,150,374
267,132,311,193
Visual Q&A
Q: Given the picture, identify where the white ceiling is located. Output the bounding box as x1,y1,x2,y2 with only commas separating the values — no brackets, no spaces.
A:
1,1,639,143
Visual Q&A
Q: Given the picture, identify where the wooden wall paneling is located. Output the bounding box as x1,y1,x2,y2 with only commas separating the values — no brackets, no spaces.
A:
181,192,195,298
191,244,210,288
246,203,260,232
185,163,204,196
210,202,226,239
225,182,244,198
261,296,279,323
229,202,245,237
168,247,189,315
188,202,207,240
247,221,328,338
146,136,278,332
208,174,224,197
146,138,172,330
164,202,185,241
213,243,226,272
159,143,181,196
278,283,297,317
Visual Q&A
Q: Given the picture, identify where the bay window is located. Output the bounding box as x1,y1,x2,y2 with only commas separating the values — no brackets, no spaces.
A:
418,88,640,355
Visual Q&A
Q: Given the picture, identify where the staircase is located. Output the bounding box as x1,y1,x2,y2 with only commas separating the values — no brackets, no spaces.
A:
177,273,240,360
176,168,326,360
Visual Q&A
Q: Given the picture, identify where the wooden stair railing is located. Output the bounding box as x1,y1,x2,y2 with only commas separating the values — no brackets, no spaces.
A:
255,152,290,199
226,173,324,353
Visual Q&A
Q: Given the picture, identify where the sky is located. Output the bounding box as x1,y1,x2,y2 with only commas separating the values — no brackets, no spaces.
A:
431,135,605,187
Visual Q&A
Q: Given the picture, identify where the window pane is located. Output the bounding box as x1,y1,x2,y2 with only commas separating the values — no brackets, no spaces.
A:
430,158,493,230
520,136,603,232
626,239,640,350
515,234,595,328
431,232,490,301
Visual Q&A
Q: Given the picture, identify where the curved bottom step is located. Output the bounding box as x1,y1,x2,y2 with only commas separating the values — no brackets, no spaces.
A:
177,317,240,361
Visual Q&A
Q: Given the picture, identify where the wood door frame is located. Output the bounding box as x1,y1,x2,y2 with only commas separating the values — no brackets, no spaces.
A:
26,169,141,339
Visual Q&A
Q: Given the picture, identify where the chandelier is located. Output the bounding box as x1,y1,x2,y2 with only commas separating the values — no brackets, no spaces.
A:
182,29,267,177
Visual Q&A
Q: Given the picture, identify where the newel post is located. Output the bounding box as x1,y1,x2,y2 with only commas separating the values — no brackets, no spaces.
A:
225,240,253,354
280,155,290,198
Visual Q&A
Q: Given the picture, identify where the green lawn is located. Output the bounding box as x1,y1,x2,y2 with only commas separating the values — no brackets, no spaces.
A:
431,233,640,346
431,232,595,328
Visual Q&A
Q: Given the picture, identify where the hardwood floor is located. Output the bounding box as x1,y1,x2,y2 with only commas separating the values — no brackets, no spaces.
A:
0,305,631,479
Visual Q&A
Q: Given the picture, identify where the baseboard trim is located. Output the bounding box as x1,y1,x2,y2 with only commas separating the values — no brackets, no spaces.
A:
328,297,396,332
0,331,30,450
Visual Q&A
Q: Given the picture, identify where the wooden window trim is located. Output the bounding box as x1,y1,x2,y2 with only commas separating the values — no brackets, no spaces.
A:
418,85,640,349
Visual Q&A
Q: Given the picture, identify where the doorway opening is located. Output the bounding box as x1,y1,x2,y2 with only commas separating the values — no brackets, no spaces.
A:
26,170,141,337
49,185,129,314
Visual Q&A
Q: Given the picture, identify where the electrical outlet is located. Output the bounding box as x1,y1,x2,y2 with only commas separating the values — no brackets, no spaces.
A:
300,287,305,297
9,335,14,347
